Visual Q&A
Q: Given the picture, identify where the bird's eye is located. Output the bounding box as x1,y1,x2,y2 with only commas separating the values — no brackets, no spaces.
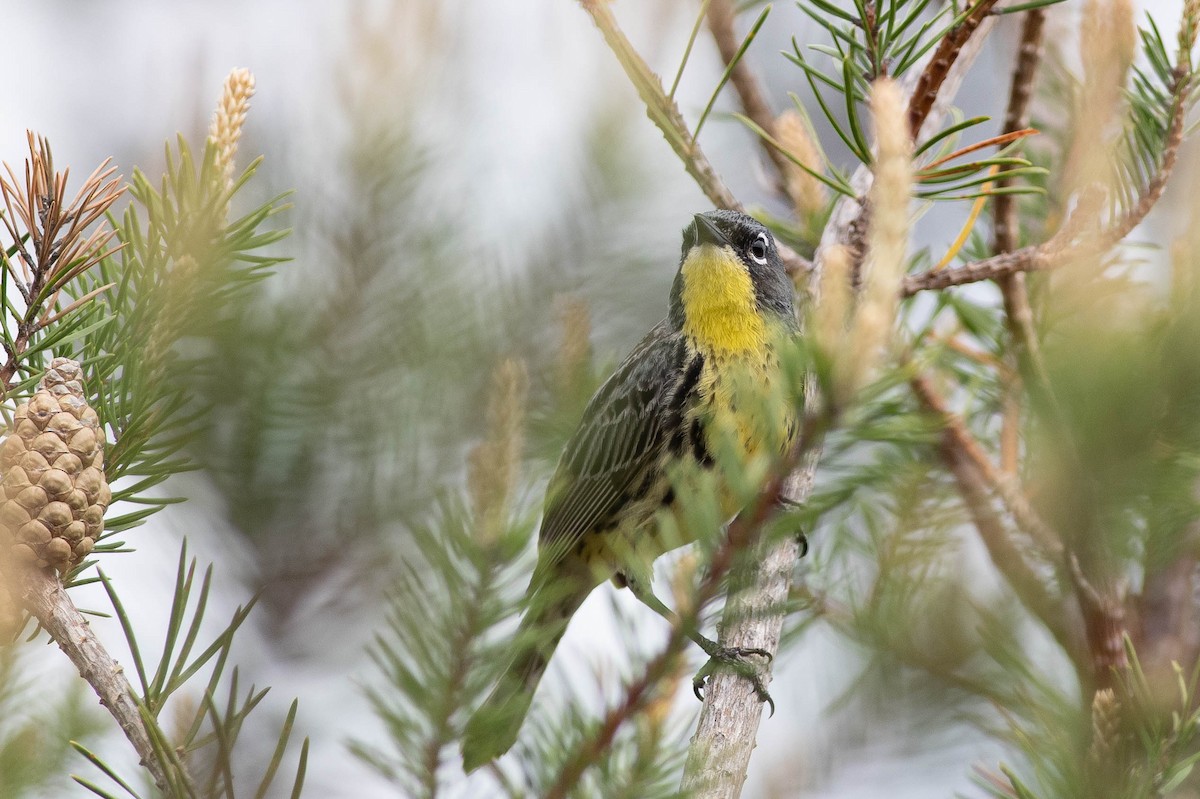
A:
749,234,769,264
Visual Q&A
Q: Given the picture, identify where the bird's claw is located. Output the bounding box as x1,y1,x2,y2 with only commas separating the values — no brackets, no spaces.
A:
690,646,776,716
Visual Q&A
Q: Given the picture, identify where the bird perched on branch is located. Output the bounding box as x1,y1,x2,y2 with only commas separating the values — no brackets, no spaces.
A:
461,210,799,771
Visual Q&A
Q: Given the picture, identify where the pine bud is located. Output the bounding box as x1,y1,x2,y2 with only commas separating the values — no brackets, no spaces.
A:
208,68,256,216
775,110,828,221
0,358,108,574
467,359,528,546
1088,687,1121,763
555,296,592,397
834,79,911,403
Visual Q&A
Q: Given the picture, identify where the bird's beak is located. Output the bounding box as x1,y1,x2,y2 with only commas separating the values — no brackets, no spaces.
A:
693,214,729,248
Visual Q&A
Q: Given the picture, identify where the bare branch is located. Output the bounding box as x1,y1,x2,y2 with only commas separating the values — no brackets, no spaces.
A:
579,0,741,210
18,568,175,794
909,372,1084,662
705,0,790,190
902,243,1045,294
993,9,1046,476
907,0,1003,138
991,10,1045,257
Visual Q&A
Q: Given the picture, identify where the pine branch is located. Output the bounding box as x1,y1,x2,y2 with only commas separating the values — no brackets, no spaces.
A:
906,3,1196,296
902,242,1046,294
908,371,1084,662
819,11,998,275
18,568,176,795
992,8,1045,407
991,9,1045,256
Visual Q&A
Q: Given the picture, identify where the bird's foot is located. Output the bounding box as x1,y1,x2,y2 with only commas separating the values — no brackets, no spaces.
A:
690,639,775,716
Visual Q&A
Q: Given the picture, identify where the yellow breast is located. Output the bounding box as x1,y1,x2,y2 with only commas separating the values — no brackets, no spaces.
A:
678,242,796,474
695,351,793,461
679,244,766,356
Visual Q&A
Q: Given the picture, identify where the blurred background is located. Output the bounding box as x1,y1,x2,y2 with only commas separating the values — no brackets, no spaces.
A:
1,0,1192,796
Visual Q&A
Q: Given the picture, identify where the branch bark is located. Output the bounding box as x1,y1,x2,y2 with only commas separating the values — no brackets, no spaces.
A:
18,568,174,795
678,467,812,798
992,8,1045,382
906,0,1003,138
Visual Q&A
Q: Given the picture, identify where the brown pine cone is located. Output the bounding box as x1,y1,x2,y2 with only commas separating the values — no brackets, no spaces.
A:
0,358,109,574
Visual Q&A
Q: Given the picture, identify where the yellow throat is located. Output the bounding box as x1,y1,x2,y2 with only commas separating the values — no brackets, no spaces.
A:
679,244,766,355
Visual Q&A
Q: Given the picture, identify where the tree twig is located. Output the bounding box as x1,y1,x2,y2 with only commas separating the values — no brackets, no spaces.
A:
18,568,174,795
905,40,1192,297
908,372,1084,662
705,0,790,191
907,0,1004,138
992,9,1045,380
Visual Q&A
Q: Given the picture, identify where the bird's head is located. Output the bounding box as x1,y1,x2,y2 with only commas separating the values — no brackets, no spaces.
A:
669,210,796,352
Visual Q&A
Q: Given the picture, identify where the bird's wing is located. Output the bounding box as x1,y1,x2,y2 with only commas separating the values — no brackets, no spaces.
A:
537,320,692,570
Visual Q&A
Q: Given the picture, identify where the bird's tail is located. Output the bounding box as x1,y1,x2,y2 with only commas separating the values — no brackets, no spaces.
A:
461,580,589,772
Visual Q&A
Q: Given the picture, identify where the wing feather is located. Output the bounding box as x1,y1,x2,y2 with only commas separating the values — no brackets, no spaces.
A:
538,320,687,566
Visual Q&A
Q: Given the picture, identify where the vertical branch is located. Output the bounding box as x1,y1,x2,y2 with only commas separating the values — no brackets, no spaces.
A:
677,527,805,798
992,9,1045,474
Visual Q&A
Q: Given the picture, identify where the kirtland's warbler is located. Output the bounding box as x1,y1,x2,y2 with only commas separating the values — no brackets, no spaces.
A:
461,210,798,771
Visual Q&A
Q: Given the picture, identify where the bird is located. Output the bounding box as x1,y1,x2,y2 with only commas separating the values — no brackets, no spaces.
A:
461,210,799,772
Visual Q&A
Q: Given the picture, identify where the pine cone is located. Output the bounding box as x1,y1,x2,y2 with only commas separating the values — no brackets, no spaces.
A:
0,358,109,573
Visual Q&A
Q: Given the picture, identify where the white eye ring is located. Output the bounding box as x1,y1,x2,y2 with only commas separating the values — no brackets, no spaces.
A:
749,233,770,265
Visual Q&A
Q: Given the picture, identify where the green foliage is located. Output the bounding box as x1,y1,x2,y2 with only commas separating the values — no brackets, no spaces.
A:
75,140,288,560
772,0,1053,203
350,498,530,797
68,544,306,799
